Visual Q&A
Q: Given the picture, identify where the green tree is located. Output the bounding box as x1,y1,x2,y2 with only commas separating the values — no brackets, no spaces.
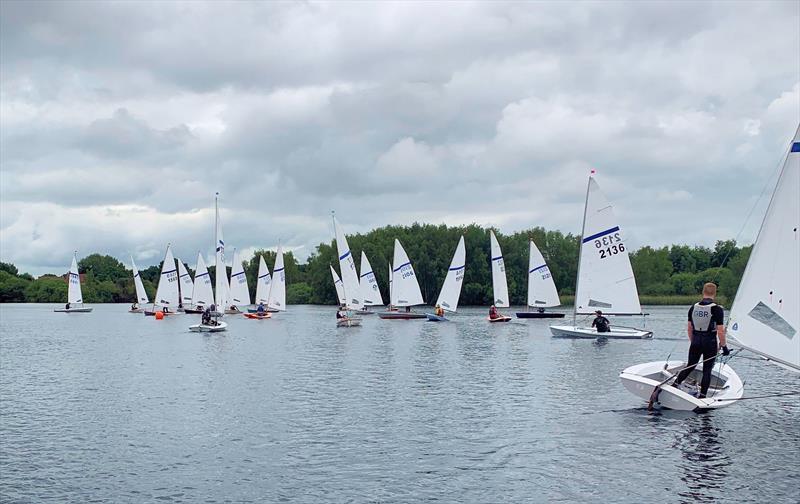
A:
0,271,31,302
0,262,19,276
24,276,67,302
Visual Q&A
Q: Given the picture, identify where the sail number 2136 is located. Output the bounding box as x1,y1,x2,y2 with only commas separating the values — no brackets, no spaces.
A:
595,233,625,259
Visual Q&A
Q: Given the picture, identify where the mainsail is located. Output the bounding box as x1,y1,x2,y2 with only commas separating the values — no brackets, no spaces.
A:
153,244,179,309
435,236,466,313
255,255,272,305
67,252,83,305
267,244,286,311
330,265,346,305
574,177,642,315
490,231,510,308
332,215,363,310
390,239,424,307
177,258,194,306
728,127,800,372
359,252,384,306
191,253,213,308
527,240,560,308
131,256,149,304
228,248,251,307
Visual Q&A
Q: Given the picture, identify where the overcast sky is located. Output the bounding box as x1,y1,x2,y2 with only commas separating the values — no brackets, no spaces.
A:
1,1,798,276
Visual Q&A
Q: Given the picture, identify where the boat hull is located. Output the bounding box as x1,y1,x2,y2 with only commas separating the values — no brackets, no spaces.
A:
54,307,93,313
353,309,376,315
377,312,427,320
128,308,143,313
550,324,652,339
183,307,205,314
337,317,362,327
488,316,512,323
425,313,448,322
144,310,179,317
244,313,271,320
516,312,565,319
619,360,743,411
189,321,228,332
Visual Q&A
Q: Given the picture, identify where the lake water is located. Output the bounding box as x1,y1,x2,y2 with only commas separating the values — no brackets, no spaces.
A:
1,304,798,503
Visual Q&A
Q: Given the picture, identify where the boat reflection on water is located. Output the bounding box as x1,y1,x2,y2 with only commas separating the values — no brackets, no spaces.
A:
676,414,731,503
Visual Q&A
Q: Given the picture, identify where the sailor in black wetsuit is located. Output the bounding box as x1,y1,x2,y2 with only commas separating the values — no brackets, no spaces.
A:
592,310,610,333
673,282,730,398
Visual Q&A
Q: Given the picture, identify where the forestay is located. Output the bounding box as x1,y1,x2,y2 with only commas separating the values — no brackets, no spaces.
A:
154,245,179,309
728,127,800,372
68,253,84,305
332,216,363,310
191,253,213,308
330,265,346,305
527,240,560,308
575,177,642,315
177,258,194,306
490,231,510,308
131,256,149,304
359,252,384,306
255,256,272,305
391,239,424,307
267,244,286,311
228,248,251,307
435,236,466,312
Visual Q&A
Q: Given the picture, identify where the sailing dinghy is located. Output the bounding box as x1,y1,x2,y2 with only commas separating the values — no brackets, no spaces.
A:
379,239,426,319
356,252,382,315
145,244,180,316
266,244,286,314
488,231,512,322
190,193,228,332
621,125,800,411
54,252,93,313
129,255,149,313
426,236,466,322
550,175,652,338
246,255,273,316
516,240,564,319
332,214,363,326
226,248,251,314
184,253,213,314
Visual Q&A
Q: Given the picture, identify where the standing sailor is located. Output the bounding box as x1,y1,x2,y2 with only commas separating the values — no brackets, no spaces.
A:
673,282,730,398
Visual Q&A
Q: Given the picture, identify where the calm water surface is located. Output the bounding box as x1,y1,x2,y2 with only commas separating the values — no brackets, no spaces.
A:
1,304,798,503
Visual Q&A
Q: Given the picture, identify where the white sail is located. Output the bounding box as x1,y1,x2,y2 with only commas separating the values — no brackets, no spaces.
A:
67,252,83,305
527,240,560,308
490,231,510,308
214,194,228,309
228,248,251,307
332,216,363,310
359,252,384,306
131,256,149,304
267,244,286,311
390,239,424,307
153,244,179,309
255,256,272,305
177,258,194,306
574,177,642,315
728,127,800,372
388,262,393,306
435,236,466,312
191,253,213,308
330,264,346,305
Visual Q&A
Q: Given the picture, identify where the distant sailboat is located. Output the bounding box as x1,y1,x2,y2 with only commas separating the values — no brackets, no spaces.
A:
129,255,149,313
177,258,194,311
184,253,213,314
379,239,426,319
54,252,92,313
330,265,346,305
145,244,180,316
620,125,800,410
266,244,286,313
190,193,227,332
332,214,363,326
426,236,466,322
226,248,251,313
488,231,511,322
358,252,383,314
516,240,565,319
550,175,652,339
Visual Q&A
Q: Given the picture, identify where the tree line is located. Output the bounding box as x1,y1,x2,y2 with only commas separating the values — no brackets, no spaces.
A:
0,224,751,306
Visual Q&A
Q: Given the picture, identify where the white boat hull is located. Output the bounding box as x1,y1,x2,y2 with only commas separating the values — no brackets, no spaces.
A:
54,307,93,313
189,321,228,332
619,360,743,411
337,317,362,327
550,324,652,339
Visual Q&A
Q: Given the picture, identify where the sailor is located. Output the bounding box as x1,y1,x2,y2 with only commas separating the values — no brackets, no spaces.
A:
256,302,266,314
489,305,499,319
201,307,211,325
673,282,730,399
336,306,345,319
65,302,70,310
131,302,139,311
592,310,610,333
435,304,444,317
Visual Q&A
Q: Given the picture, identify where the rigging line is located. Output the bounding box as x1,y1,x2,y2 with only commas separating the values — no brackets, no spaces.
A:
713,391,800,402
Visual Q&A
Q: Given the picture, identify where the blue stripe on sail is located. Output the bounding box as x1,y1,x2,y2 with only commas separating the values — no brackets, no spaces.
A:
582,226,620,243
529,264,548,273
339,250,351,260
334,279,342,284
69,272,79,277
134,272,140,278
179,273,191,278
231,271,245,278
360,271,373,278
449,265,465,271
274,267,285,273
161,269,177,275
393,261,411,272
792,142,800,152
491,256,503,261
258,273,271,279
195,272,209,278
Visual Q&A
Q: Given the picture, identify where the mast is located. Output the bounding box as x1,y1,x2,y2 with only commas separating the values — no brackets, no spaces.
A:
573,174,592,324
